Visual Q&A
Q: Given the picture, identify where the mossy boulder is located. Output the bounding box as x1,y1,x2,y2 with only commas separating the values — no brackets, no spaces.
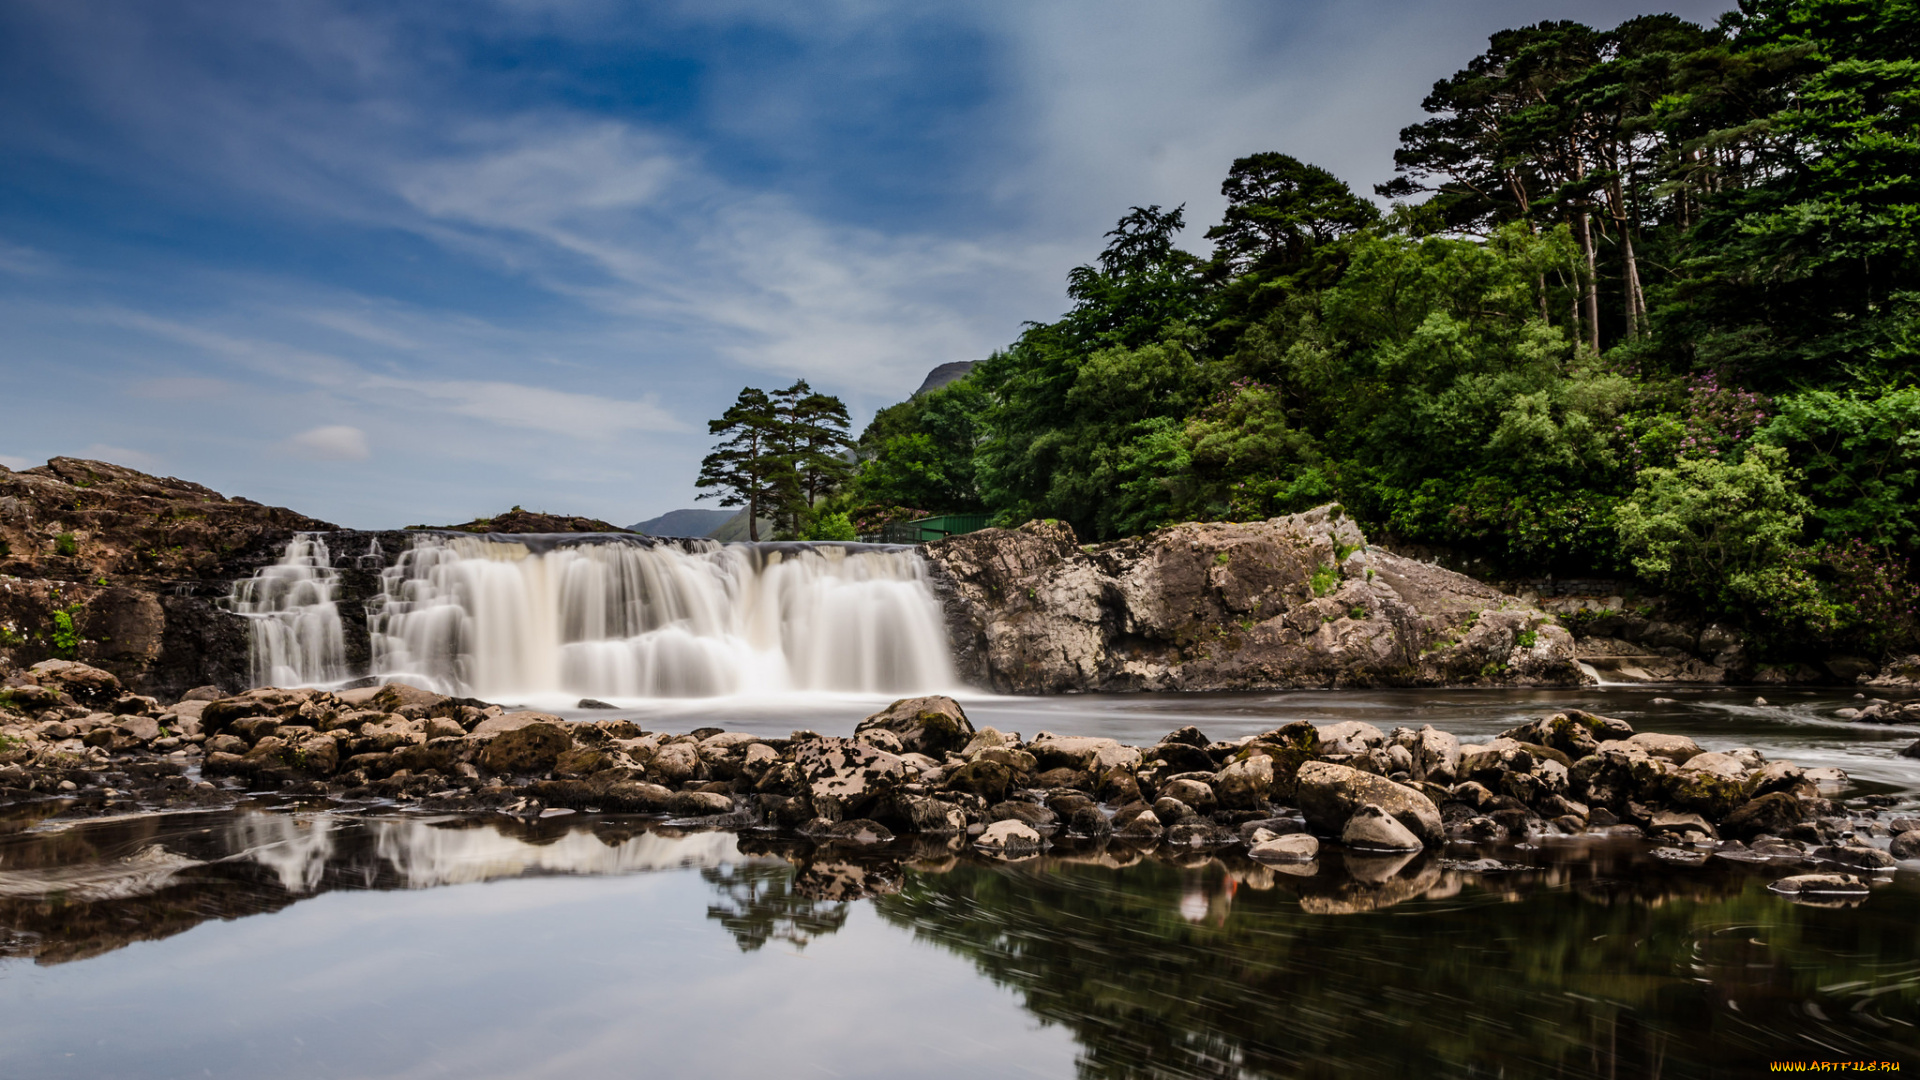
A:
479,722,573,775
854,695,974,756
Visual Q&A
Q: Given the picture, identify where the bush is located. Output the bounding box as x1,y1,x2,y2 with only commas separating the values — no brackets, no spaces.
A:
802,512,858,542
1614,445,1833,632
54,533,77,557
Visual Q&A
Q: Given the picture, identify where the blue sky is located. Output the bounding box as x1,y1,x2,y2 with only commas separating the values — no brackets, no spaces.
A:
0,0,1732,529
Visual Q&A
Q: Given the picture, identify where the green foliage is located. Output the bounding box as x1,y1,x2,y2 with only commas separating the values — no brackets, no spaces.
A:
1758,385,1920,547
1310,563,1340,597
1614,445,1834,631
851,378,987,513
50,607,81,659
54,533,77,557
801,512,858,542
0,628,23,647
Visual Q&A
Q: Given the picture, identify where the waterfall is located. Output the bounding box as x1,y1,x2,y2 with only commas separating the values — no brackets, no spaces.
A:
227,534,348,688
234,532,958,699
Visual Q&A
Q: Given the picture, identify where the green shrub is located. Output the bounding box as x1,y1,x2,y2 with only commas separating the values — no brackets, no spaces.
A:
1310,563,1340,597
51,608,81,658
54,533,77,557
802,512,858,542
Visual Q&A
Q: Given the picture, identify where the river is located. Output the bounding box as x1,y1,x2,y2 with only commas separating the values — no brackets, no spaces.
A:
1,685,1916,1079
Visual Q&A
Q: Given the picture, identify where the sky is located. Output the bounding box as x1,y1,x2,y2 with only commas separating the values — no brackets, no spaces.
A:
0,0,1734,529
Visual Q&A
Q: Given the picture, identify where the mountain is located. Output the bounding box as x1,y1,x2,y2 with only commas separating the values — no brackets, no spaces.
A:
912,361,975,397
626,508,738,537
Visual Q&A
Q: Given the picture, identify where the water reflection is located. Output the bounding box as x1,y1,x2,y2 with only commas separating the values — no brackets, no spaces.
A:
1,810,1915,1075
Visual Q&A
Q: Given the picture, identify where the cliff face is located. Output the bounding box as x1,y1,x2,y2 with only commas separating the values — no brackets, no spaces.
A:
0,458,333,698
924,506,1589,693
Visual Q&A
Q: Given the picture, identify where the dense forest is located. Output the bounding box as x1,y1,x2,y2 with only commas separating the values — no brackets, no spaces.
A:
812,0,1919,656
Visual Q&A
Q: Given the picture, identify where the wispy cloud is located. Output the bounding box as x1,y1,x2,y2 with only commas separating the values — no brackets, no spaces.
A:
362,376,686,438
284,425,372,461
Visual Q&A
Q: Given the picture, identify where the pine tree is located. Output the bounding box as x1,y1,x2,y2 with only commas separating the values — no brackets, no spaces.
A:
770,379,854,536
695,387,795,542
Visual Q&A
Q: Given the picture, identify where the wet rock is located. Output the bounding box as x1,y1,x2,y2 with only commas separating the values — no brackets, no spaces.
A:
1160,777,1217,813
986,801,1056,829
795,737,907,816
1116,809,1164,839
1889,831,1920,860
1899,739,1920,759
1167,820,1236,847
1768,873,1868,895
1815,843,1896,870
855,695,974,756
974,818,1042,855
1249,833,1319,861
1028,734,1140,774
1295,761,1443,846
1409,725,1460,783
824,818,893,844
478,722,572,775
1646,810,1717,843
647,740,700,784
1342,804,1421,851
1622,732,1702,764
944,757,1013,803
1721,792,1804,839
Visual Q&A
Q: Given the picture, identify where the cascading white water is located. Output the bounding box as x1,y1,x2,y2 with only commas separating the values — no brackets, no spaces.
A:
228,534,348,688
355,534,956,699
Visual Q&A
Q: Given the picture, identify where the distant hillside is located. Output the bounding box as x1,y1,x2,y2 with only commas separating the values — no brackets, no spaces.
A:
913,360,975,397
706,508,779,542
627,508,737,537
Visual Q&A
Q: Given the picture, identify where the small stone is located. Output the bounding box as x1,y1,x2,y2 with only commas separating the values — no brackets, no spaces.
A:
1816,844,1897,870
1248,833,1319,862
1753,697,1768,706
1889,831,1920,860
1768,873,1868,895
56,779,76,791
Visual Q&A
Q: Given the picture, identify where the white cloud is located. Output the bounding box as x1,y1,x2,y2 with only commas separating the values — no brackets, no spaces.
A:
363,377,687,438
284,425,372,461
0,239,58,278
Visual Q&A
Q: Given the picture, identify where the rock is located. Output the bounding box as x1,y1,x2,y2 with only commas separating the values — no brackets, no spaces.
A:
1316,721,1386,755
1341,805,1422,851
944,757,1013,803
1214,754,1274,809
26,660,122,704
1646,810,1717,842
1815,844,1896,870
1722,792,1804,839
1768,873,1868,895
824,818,893,843
924,507,1588,693
1295,762,1443,846
795,737,907,816
986,801,1056,829
1160,777,1217,813
1116,809,1164,839
855,695,974,756
478,722,572,775
974,818,1042,855
467,710,566,737
1622,732,1702,764
1410,726,1460,783
1889,831,1920,859
1802,767,1849,794
1249,833,1320,861
577,698,616,709
1899,739,1920,759
1028,734,1140,773
648,740,700,784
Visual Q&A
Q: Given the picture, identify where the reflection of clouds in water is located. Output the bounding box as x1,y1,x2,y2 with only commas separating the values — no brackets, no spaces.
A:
372,823,744,888
229,814,335,894
226,811,752,891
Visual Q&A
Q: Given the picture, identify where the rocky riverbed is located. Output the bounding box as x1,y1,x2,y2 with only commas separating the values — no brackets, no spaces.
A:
6,659,1917,887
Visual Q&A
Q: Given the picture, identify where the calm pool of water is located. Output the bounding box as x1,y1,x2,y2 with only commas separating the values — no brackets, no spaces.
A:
1,689,1916,1079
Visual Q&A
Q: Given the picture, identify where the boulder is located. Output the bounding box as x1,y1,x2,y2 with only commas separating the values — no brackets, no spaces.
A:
1249,833,1319,862
1214,754,1274,809
1028,734,1140,773
1295,761,1443,846
1768,873,1868,895
668,790,737,817
1889,831,1920,860
974,818,1042,856
478,722,572,775
1623,732,1702,764
1721,792,1804,839
1410,725,1460,783
1341,804,1421,851
794,737,907,816
855,695,974,756
1316,721,1386,756
25,660,122,704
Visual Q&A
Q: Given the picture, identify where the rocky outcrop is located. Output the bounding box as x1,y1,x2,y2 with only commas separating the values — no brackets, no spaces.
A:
411,508,634,534
7,677,1879,881
924,505,1587,693
0,458,334,698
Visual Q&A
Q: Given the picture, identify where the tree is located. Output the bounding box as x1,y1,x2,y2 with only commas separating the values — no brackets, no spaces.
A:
695,387,794,542
1206,154,1380,279
770,379,855,537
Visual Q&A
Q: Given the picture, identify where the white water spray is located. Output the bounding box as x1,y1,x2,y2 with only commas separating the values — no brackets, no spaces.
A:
234,533,957,698
228,534,348,688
